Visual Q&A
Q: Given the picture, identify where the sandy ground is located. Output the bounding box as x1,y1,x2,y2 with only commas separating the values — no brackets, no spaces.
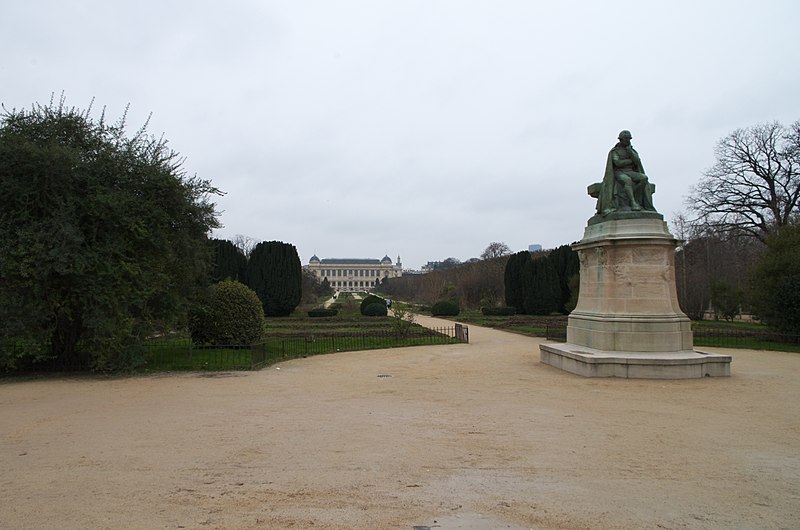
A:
1,316,799,530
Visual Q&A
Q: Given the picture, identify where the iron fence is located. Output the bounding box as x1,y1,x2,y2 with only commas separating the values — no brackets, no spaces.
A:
542,325,800,351
143,326,467,372
692,328,800,350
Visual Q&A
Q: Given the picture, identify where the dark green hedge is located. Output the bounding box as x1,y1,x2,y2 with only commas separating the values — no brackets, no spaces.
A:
481,306,516,316
431,300,460,316
308,308,338,317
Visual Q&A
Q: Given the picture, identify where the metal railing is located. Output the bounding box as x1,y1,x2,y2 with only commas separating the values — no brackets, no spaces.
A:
541,325,800,351
143,326,468,372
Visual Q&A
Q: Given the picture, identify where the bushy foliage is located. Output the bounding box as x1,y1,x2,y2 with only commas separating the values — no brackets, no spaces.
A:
481,306,516,316
0,97,220,370
390,304,416,335
710,280,742,321
363,303,388,317
360,294,386,315
431,300,460,316
247,241,302,317
308,308,338,317
750,223,800,331
189,280,265,345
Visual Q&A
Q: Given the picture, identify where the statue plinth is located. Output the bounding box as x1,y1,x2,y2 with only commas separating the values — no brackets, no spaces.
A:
540,217,731,379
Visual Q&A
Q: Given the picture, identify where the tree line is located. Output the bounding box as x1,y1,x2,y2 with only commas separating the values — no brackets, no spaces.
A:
379,242,579,316
677,119,800,331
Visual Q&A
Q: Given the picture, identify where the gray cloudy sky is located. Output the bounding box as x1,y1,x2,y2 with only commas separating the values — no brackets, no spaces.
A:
4,1,799,269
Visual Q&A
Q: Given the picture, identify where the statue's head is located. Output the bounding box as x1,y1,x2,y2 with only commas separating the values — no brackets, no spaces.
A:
618,130,632,146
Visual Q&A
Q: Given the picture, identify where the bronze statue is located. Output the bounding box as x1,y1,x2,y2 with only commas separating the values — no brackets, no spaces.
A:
595,130,656,216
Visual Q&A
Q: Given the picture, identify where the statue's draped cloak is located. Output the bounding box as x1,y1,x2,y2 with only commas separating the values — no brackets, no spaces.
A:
598,143,646,215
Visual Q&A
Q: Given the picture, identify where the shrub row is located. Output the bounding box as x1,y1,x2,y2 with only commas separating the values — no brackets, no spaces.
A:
307,308,339,317
481,306,516,316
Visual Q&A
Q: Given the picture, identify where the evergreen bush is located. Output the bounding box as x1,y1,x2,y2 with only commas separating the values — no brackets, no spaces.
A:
431,300,460,316
363,303,388,317
189,280,265,345
360,294,386,315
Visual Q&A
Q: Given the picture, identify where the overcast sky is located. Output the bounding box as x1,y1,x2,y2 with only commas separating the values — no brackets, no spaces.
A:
4,1,799,269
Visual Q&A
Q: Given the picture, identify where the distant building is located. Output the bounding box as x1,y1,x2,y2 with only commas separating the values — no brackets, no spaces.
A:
528,244,542,252
306,255,402,292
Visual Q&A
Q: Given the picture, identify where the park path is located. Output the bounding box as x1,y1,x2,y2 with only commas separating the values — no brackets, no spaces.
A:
1,321,799,529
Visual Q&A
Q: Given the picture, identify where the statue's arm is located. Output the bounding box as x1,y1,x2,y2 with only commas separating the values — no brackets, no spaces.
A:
611,150,624,169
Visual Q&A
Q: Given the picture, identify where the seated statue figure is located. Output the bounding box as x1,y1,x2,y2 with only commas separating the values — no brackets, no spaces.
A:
595,130,656,216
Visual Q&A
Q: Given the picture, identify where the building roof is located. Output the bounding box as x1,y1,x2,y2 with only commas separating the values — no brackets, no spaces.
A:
319,258,382,265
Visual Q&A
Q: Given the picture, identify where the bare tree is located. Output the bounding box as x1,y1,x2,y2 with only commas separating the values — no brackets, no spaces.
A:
232,234,257,257
687,120,800,242
480,242,512,260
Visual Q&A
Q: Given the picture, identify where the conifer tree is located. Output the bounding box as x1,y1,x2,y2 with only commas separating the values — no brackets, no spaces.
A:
246,241,302,317
547,244,580,313
209,238,247,284
523,257,561,315
504,250,530,312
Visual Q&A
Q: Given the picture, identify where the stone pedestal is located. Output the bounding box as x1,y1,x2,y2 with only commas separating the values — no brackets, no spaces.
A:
540,215,731,379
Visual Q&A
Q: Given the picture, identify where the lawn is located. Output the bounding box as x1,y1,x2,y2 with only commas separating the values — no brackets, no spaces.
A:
141,294,462,372
432,310,799,352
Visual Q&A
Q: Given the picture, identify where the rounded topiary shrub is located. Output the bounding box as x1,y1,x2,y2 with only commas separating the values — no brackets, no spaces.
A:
481,306,516,316
363,302,388,317
431,300,460,316
189,280,265,345
360,294,386,315
308,308,338,317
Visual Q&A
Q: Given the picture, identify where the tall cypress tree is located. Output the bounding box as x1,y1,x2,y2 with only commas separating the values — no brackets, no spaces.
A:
523,257,561,315
247,241,302,317
209,238,247,284
547,244,580,313
504,250,530,312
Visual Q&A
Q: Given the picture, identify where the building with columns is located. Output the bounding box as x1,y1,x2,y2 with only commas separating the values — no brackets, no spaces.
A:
306,255,402,292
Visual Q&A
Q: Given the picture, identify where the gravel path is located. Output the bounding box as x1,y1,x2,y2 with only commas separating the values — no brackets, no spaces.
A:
1,316,798,529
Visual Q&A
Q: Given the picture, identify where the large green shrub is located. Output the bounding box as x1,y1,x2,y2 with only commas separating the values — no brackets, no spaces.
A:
0,98,220,370
360,294,386,315
431,300,460,316
189,280,265,345
363,303,388,317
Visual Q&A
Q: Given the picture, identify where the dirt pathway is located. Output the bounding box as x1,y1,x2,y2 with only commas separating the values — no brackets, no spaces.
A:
1,319,798,529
